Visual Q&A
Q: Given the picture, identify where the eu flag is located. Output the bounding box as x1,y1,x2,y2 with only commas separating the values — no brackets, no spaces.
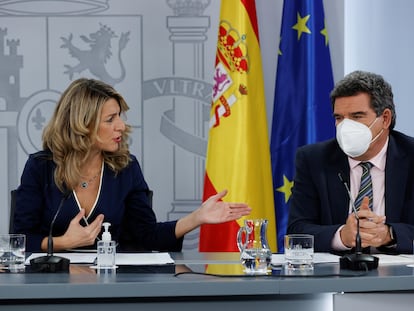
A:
270,0,335,252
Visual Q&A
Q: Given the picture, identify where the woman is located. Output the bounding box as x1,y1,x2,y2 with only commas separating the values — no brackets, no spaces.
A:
13,78,251,252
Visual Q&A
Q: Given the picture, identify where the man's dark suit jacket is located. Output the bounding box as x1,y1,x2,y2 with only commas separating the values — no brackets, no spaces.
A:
287,130,414,254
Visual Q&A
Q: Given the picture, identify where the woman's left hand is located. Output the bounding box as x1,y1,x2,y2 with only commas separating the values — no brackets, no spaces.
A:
174,189,251,238
198,189,251,224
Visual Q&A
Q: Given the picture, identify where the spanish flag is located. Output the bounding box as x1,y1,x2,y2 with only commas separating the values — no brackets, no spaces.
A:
199,0,277,253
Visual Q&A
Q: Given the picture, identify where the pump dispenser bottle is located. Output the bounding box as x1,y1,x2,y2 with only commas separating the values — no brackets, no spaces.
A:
97,222,116,268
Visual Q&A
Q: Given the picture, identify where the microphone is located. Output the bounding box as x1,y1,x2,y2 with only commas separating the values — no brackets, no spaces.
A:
337,173,379,271
30,190,71,272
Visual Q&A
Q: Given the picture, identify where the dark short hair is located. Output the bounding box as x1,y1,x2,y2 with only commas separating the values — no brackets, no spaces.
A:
330,70,396,129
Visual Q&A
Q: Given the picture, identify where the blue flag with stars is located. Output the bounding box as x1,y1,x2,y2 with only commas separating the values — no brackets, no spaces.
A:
271,0,335,252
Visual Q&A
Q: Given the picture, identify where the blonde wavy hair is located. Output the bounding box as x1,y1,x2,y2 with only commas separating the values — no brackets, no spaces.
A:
42,78,132,191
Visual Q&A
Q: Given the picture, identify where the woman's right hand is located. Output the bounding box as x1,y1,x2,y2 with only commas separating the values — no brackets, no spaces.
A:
42,209,104,251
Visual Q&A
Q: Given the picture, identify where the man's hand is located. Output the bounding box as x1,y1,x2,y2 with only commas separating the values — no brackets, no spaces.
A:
357,198,390,247
340,197,388,248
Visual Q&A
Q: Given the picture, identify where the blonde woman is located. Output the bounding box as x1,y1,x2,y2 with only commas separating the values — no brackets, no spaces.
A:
13,78,251,252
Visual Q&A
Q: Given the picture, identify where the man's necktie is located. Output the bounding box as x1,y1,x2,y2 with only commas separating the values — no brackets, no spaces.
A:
354,162,373,211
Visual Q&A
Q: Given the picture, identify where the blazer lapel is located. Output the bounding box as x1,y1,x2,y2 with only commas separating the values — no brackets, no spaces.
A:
327,142,351,221
385,135,409,222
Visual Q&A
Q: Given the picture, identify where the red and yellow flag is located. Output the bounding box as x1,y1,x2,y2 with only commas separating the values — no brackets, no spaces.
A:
199,0,277,253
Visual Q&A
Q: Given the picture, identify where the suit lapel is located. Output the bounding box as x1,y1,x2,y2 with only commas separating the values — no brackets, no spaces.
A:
385,135,409,222
326,142,351,221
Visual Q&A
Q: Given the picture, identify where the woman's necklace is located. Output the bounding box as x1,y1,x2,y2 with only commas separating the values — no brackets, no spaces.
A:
80,170,101,189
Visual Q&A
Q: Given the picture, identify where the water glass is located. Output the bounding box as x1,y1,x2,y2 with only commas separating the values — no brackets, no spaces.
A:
284,234,314,270
0,234,26,270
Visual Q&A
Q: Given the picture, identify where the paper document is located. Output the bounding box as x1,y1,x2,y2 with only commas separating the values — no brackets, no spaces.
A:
115,253,174,265
375,254,414,265
271,252,414,266
26,252,96,265
271,252,340,266
26,252,175,266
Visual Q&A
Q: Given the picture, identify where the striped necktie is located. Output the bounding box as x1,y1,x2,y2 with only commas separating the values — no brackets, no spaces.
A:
354,162,373,211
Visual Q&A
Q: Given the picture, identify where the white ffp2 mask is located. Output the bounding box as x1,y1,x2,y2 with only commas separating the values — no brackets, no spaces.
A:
336,118,380,158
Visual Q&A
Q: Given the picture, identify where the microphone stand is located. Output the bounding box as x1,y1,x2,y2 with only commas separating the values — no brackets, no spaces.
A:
338,173,379,271
30,191,71,273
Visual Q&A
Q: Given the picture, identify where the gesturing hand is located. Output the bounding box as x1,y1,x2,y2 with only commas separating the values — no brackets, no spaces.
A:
174,189,252,239
198,189,252,224
60,209,104,249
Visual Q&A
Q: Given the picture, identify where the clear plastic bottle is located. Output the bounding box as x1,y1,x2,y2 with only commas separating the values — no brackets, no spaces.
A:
97,222,116,269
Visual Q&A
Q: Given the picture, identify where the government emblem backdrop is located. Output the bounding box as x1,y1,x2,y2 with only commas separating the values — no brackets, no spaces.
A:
0,0,221,250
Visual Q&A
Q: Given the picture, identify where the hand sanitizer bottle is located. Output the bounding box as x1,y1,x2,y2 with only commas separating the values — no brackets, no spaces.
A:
97,222,116,268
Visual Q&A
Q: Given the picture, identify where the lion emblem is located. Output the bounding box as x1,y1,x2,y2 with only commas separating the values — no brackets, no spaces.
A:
61,24,130,85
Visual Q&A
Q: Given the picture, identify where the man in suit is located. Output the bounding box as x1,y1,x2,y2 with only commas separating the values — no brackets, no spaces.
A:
287,70,414,254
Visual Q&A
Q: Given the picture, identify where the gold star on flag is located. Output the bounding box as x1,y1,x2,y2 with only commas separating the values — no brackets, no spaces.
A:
278,36,282,55
276,175,294,203
292,12,311,40
320,18,329,46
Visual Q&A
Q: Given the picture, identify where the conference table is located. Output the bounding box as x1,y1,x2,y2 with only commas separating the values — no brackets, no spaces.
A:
0,252,414,311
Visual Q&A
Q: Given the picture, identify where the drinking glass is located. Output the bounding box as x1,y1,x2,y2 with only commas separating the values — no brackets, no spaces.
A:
284,234,314,270
0,234,25,270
